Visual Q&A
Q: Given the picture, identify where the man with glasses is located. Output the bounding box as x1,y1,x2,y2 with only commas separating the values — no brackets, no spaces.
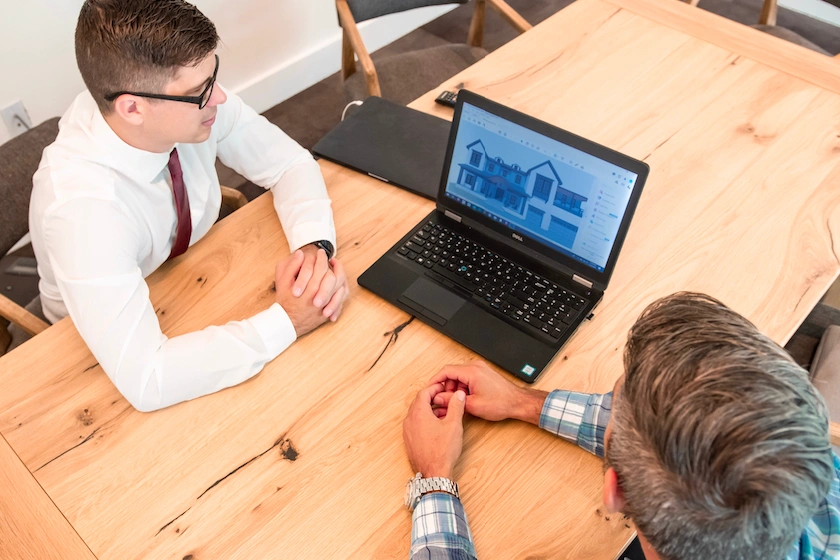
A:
29,0,348,411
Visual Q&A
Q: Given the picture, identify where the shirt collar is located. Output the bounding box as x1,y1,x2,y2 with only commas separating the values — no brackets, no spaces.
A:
87,96,174,183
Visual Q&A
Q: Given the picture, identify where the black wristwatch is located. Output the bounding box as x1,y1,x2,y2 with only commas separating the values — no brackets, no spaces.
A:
310,240,334,260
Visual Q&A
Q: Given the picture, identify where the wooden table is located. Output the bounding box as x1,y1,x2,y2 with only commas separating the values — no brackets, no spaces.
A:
2,0,840,557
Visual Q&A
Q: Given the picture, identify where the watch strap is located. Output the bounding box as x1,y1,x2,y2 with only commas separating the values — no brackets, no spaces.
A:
418,476,460,499
311,240,334,259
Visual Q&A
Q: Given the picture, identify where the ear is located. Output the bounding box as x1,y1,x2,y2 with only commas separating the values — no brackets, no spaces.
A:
603,467,626,513
111,95,146,126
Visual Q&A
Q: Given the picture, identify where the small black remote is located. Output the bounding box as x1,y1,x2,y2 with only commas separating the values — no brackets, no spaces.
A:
434,90,458,108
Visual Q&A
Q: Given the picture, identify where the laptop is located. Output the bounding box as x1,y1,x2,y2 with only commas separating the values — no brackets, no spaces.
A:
358,90,648,382
312,96,450,199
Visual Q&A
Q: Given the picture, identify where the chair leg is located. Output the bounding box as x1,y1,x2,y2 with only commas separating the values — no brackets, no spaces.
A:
341,29,356,80
0,319,10,355
759,0,778,26
468,0,486,48
486,0,532,34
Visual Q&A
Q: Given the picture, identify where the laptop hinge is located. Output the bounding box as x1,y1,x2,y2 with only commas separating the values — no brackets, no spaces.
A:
443,210,462,223
573,274,593,289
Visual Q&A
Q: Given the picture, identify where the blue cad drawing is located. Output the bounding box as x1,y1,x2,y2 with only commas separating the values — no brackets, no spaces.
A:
449,138,594,249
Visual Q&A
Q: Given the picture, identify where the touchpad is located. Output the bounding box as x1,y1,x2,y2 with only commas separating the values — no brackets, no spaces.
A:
401,278,466,321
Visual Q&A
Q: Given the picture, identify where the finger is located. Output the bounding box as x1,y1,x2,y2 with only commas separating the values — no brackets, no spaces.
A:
313,269,337,308
445,379,457,394
292,250,317,297
324,285,346,318
429,365,474,388
329,258,347,290
433,391,456,409
413,382,445,407
444,390,467,423
433,407,447,418
278,251,305,288
303,249,329,300
329,299,344,322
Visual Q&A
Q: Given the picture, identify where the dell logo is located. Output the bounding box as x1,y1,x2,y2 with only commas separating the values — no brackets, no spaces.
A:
512,233,524,242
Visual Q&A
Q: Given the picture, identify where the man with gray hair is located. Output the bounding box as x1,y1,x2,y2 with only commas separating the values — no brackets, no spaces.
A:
402,292,840,559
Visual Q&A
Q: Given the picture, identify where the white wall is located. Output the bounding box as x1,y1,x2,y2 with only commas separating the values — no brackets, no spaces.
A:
0,0,455,146
780,0,840,26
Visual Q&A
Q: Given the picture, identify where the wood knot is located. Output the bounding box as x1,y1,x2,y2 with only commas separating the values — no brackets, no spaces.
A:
77,409,94,426
279,439,299,462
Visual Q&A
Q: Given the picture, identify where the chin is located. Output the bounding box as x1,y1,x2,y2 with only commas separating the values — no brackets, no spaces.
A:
183,127,213,144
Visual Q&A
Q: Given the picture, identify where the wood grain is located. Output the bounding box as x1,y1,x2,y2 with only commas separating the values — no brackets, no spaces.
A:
0,433,96,560
1,0,839,558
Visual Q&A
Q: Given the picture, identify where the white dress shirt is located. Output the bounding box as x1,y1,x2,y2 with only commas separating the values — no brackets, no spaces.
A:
29,88,335,412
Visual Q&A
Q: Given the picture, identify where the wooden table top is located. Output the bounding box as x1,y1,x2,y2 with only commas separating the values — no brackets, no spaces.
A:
2,0,839,558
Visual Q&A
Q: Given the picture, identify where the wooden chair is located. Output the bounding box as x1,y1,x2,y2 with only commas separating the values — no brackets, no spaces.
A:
0,118,58,354
337,0,532,104
684,0,840,57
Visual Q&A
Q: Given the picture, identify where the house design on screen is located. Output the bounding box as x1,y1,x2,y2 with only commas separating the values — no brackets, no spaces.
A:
454,140,589,247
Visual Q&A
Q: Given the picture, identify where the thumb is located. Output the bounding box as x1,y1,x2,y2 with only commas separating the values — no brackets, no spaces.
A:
445,390,467,423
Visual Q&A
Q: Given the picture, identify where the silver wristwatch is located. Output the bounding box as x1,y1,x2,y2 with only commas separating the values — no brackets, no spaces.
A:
404,472,460,512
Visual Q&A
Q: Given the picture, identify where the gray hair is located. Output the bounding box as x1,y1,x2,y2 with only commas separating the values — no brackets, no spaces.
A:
607,292,833,560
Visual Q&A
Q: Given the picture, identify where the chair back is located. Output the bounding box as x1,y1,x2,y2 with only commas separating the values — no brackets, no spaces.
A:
344,0,468,24
0,118,59,256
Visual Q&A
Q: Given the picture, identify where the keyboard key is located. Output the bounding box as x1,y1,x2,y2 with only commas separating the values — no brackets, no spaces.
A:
524,315,545,330
398,246,409,255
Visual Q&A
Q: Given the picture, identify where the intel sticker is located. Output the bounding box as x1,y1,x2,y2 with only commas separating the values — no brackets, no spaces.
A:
521,365,535,376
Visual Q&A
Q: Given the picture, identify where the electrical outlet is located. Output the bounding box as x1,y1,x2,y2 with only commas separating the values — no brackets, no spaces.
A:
1,100,33,139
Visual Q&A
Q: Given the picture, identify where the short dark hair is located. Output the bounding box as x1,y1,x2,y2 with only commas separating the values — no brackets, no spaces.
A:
607,292,833,560
75,0,219,114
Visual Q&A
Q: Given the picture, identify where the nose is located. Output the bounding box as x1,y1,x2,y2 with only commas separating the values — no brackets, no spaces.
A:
208,83,227,108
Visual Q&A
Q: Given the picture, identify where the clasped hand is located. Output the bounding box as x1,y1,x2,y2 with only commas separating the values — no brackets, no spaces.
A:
403,361,547,480
274,244,349,337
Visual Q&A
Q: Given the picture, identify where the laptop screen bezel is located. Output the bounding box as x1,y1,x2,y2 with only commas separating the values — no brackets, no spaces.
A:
435,90,649,291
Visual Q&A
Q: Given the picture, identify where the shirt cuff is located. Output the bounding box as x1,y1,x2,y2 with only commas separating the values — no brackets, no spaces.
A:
540,390,612,458
411,493,476,559
248,302,297,357
286,221,337,257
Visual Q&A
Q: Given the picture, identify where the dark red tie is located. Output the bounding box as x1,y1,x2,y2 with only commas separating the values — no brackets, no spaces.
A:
167,147,192,261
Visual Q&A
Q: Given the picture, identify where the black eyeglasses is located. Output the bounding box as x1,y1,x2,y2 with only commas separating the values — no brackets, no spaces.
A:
104,55,219,109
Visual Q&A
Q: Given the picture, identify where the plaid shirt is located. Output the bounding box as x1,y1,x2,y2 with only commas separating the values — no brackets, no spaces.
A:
410,390,840,560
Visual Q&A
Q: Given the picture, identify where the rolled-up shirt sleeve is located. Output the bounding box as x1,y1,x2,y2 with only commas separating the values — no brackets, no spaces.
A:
539,390,613,457
213,87,336,254
43,197,296,412
411,493,477,560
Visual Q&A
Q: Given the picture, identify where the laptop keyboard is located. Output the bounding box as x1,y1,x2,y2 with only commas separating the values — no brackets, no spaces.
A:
396,220,588,343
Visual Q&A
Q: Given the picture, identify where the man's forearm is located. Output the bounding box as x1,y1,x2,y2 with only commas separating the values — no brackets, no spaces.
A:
511,388,550,426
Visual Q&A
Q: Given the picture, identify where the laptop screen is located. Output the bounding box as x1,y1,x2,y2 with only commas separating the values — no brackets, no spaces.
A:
443,102,638,273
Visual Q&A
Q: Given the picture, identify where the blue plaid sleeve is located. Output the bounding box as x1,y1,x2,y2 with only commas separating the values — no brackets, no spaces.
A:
785,451,840,560
539,390,613,458
410,492,477,560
